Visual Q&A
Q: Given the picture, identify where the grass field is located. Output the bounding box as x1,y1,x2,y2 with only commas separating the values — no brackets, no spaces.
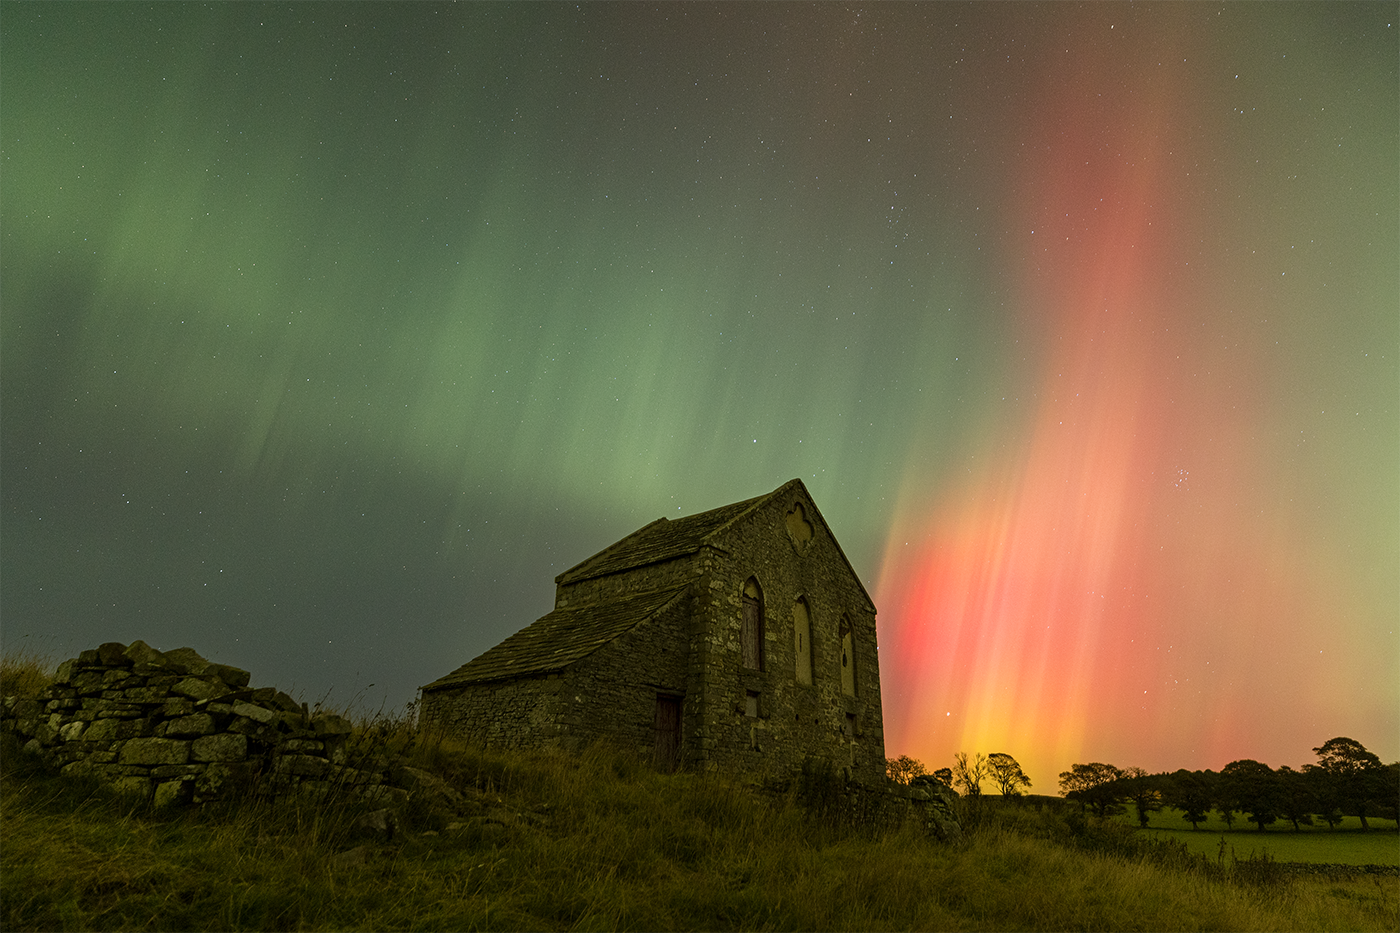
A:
1121,807,1400,867
4,736,1398,932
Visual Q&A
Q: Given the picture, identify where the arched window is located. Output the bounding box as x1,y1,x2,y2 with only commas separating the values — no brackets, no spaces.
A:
741,578,764,671
839,616,856,697
793,597,813,685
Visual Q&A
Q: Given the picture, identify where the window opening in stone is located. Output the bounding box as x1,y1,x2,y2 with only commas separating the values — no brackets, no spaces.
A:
786,501,814,553
793,597,813,685
839,617,856,697
844,712,856,739
745,691,760,718
653,694,682,772
741,578,764,671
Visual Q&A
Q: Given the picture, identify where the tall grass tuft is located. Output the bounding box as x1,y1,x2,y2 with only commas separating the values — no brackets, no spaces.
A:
0,645,54,698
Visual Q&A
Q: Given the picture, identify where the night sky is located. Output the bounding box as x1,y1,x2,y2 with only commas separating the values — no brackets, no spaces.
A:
3,2,1395,787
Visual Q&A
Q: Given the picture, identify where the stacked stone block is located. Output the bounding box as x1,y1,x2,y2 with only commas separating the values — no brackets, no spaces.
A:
1,640,399,807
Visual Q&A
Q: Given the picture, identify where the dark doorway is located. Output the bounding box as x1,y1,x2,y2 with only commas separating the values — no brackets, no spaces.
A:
653,694,682,772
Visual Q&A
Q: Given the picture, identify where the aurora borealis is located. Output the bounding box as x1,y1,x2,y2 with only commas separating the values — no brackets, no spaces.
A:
3,2,1395,786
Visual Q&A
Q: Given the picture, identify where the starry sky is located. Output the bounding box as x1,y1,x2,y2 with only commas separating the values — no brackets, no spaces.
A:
3,2,1396,786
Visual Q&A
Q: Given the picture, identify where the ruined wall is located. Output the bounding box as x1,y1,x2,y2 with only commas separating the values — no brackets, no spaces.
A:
1,640,403,807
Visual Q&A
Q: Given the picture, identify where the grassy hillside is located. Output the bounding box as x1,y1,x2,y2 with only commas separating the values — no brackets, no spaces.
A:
3,728,1397,932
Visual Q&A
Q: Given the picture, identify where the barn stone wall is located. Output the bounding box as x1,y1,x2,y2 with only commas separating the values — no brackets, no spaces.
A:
420,589,696,762
417,673,566,750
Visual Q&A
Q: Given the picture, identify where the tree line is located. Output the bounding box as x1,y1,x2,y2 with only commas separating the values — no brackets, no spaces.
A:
887,737,1399,832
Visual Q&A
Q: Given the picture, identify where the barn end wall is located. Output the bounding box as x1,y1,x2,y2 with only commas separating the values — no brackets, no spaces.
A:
695,490,887,784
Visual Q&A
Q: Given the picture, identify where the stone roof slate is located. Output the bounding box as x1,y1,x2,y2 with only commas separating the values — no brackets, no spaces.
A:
554,483,794,585
421,584,689,691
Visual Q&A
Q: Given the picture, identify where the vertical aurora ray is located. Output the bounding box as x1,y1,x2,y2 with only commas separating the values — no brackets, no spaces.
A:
876,7,1397,785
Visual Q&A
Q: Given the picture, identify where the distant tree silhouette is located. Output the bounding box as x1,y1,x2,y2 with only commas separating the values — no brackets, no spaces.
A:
1220,759,1279,831
987,752,1032,797
1058,762,1124,817
1274,765,1316,832
1119,767,1164,828
1309,737,1386,831
932,767,954,789
885,755,927,785
1163,769,1215,830
952,752,988,798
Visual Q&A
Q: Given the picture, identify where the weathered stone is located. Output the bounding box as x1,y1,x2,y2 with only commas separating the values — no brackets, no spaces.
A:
45,698,81,712
61,759,98,778
275,754,328,778
112,776,152,799
398,766,470,813
7,698,43,719
162,713,216,737
171,678,230,702
311,713,353,736
272,691,304,714
192,733,247,762
58,721,86,742
96,642,131,666
123,640,165,667
207,664,251,689
352,808,397,841
71,671,106,695
150,764,204,779
153,779,192,808
101,669,135,687
52,659,76,685
228,717,275,740
77,649,100,665
162,647,211,676
162,697,196,718
358,785,410,806
280,738,324,754
231,702,276,724
120,737,190,766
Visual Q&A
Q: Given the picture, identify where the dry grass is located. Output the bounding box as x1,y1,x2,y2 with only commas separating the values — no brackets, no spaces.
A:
0,644,54,698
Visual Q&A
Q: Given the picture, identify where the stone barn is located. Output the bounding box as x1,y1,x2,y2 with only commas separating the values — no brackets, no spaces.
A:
419,478,886,785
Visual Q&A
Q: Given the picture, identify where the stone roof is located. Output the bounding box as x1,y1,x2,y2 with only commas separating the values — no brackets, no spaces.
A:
421,585,689,691
554,482,799,585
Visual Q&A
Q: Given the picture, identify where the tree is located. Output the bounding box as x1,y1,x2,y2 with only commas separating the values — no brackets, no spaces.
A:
1219,759,1279,832
1058,762,1124,817
952,752,988,798
886,755,927,785
932,767,954,789
1274,765,1315,832
1310,737,1386,831
1374,762,1400,823
987,752,1032,797
1163,769,1215,830
1120,767,1164,828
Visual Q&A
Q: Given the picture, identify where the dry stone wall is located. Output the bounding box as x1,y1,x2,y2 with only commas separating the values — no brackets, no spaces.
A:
1,640,404,807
